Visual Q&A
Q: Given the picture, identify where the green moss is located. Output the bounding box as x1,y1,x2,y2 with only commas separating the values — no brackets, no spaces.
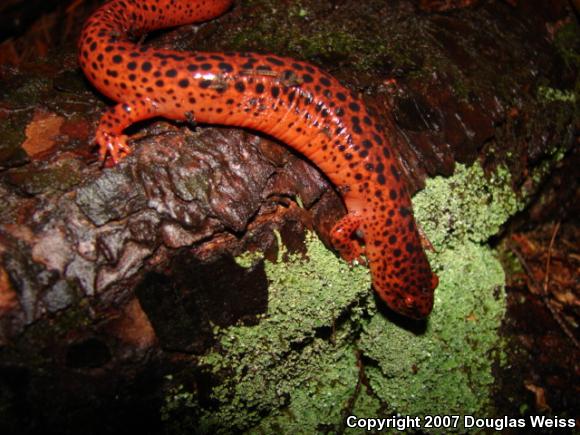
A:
220,0,424,74
225,14,369,67
535,21,578,127
553,21,580,71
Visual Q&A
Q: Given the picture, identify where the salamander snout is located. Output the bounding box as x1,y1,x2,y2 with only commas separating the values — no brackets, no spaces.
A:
397,286,434,319
374,266,438,319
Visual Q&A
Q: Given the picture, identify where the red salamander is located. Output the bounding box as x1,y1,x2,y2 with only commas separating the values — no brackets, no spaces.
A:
78,0,438,318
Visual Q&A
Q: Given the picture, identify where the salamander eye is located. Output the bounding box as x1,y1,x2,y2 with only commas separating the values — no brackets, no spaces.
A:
404,295,415,308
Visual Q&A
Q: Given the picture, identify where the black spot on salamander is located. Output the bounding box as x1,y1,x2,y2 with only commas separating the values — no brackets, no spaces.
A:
218,62,234,72
320,77,331,87
390,164,400,181
266,56,284,66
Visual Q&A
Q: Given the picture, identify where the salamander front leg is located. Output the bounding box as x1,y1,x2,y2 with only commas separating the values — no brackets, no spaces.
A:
330,213,366,265
95,100,160,165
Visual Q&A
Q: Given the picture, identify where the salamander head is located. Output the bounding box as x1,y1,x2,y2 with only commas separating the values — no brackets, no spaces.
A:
366,231,438,319
343,176,438,318
379,268,438,319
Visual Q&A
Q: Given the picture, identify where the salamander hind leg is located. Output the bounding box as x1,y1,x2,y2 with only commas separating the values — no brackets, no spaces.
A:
95,100,159,165
330,213,366,265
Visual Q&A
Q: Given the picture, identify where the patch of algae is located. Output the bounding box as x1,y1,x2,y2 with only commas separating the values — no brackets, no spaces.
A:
194,232,372,433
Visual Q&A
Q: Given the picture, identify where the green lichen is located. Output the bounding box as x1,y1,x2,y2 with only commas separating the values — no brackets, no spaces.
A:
533,20,578,131
249,341,361,434
164,162,541,433
537,86,576,104
532,85,577,161
349,162,527,431
359,242,506,426
234,250,264,268
190,232,370,433
413,163,525,250
161,377,196,421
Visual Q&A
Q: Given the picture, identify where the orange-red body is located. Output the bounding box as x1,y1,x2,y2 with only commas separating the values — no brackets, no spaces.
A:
78,0,438,318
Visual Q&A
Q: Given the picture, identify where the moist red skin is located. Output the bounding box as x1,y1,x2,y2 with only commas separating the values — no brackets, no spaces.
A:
78,0,438,318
